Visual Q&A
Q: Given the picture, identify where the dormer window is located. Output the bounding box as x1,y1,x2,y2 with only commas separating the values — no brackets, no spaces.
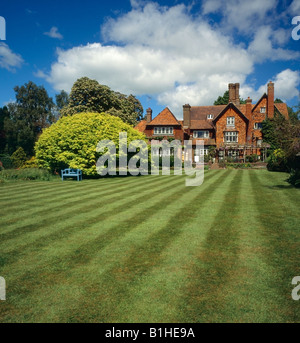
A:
260,107,266,114
154,127,174,135
207,114,213,120
227,117,235,127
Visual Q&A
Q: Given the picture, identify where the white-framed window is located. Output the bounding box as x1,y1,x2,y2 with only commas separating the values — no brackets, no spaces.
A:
254,122,263,130
193,130,209,139
260,107,266,114
207,114,213,120
154,127,174,135
195,148,209,156
227,117,235,126
224,131,238,143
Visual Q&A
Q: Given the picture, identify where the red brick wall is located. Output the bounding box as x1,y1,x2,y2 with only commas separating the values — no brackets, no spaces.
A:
215,108,248,147
249,97,267,141
144,125,184,141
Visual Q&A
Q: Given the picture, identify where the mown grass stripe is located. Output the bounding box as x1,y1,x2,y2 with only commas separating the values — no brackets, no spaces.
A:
0,174,172,225
0,174,179,242
3,173,214,268
173,170,244,323
248,170,300,323
52,171,233,322
99,170,236,323
0,174,159,208
1,172,223,322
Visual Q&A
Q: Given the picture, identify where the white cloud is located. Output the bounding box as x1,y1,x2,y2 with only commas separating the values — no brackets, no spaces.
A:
289,0,300,15
41,1,299,118
44,27,63,40
248,26,300,62
0,43,24,71
202,0,278,34
259,69,300,101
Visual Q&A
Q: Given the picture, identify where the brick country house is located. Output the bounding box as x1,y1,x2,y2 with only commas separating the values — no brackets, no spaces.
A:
135,82,289,162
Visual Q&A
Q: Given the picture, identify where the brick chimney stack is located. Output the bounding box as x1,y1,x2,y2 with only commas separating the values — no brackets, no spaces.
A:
229,83,236,104
183,104,191,128
235,83,240,108
246,97,252,118
146,108,152,123
267,81,274,119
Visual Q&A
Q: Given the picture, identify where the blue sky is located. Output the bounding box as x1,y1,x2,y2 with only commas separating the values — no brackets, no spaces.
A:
0,0,299,119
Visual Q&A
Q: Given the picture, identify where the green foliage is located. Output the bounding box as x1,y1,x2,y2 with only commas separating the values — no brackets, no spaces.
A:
287,168,300,188
226,163,252,169
0,154,13,169
35,112,147,176
267,149,289,172
55,90,69,110
0,168,52,181
22,156,38,169
246,154,259,163
11,147,27,168
0,106,9,153
4,82,55,155
60,77,143,126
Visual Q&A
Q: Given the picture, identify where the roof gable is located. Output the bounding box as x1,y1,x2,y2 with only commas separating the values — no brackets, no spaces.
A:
149,107,181,126
134,120,147,133
275,103,289,119
252,93,267,112
213,103,249,124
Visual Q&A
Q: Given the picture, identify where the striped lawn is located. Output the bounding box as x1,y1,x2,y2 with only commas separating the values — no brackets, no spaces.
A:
0,170,299,323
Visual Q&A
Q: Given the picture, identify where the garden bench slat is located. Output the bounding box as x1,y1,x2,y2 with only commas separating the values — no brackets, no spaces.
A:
61,168,82,181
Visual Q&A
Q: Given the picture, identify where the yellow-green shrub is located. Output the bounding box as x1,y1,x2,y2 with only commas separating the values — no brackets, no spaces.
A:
35,112,146,176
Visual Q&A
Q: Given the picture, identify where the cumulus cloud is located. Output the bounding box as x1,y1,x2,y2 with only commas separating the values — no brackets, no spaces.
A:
248,26,300,62
41,1,299,118
289,0,300,15
44,27,63,40
0,43,24,71
202,0,278,34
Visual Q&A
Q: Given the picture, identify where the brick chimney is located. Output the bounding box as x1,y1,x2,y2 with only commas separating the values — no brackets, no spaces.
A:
246,97,252,139
235,83,240,108
146,108,152,123
228,83,240,108
183,104,191,128
267,81,274,119
246,97,252,118
229,83,236,104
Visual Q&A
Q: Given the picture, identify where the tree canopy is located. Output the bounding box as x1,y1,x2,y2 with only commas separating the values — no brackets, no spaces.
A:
35,112,146,176
3,81,55,155
60,77,143,126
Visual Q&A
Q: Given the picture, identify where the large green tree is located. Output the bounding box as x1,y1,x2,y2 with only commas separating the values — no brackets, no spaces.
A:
0,106,9,153
4,82,55,155
60,77,143,125
35,112,146,176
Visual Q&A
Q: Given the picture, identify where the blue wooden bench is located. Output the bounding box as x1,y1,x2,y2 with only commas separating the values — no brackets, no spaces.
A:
61,168,82,181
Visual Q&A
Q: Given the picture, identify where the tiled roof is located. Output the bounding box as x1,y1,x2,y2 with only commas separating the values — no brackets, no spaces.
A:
149,107,181,126
190,106,226,120
190,120,214,129
134,120,147,133
275,103,289,119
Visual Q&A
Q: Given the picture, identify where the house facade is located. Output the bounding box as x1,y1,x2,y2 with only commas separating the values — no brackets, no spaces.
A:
135,82,289,162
